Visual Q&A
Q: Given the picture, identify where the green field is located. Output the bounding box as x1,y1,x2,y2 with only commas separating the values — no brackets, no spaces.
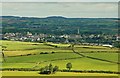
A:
4,53,81,63
74,45,118,52
2,40,73,56
2,71,118,76
1,40,119,76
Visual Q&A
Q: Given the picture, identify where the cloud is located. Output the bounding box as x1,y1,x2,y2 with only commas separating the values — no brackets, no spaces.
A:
2,2,118,18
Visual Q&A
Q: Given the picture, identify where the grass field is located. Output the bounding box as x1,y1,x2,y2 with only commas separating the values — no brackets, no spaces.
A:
74,45,118,52
2,40,73,56
4,53,80,63
2,71,118,76
84,53,118,62
1,40,119,76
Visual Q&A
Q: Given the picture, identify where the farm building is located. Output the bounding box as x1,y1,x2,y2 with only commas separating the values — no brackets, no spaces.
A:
102,44,113,48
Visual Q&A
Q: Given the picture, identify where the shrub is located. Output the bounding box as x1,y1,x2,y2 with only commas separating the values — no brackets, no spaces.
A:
27,54,31,56
51,52,55,54
40,52,49,54
39,64,59,74
53,66,59,73
66,62,72,70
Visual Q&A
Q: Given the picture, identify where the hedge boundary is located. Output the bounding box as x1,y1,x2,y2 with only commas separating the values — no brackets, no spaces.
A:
1,68,120,74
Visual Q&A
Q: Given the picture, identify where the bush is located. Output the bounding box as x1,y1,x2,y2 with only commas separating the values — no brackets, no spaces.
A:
39,70,51,74
26,54,32,56
66,62,72,70
40,52,49,54
53,66,59,73
51,52,55,54
44,52,48,54
39,64,59,74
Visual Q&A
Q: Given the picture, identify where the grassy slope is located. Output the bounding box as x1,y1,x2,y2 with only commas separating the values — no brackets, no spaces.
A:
3,54,118,71
2,40,118,56
2,40,73,56
39,58,118,71
2,71,118,76
4,53,80,63
74,45,118,52
84,53,118,62
1,40,119,76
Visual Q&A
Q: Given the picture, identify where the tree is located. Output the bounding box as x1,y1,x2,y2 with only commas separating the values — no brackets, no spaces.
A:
2,49,6,62
53,66,59,73
44,65,49,71
39,66,50,74
49,63,53,74
113,41,120,48
39,67,51,74
39,64,59,74
66,62,72,70
40,67,46,73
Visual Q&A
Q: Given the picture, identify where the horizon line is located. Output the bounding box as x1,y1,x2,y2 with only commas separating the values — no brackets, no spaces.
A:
1,15,118,18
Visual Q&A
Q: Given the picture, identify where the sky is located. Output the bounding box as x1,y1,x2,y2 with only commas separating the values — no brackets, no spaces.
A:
1,0,120,2
1,2,118,18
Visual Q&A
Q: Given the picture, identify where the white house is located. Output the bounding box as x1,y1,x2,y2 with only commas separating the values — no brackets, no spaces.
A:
102,44,113,48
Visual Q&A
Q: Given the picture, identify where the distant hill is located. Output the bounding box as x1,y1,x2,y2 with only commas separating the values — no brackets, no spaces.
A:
1,16,118,35
46,16,67,19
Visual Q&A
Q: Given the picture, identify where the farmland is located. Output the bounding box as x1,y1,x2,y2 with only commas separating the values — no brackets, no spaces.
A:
1,40,119,76
2,71,118,76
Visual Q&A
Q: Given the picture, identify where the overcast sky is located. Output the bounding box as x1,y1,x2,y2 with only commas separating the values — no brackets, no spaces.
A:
1,2,118,18
1,0,120,2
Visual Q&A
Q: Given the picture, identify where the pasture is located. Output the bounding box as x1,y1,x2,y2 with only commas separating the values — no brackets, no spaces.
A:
1,40,119,76
2,71,118,76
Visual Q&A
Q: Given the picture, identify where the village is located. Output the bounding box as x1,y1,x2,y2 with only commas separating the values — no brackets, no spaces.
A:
2,31,120,48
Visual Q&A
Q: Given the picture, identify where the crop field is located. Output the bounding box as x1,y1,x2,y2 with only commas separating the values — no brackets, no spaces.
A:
1,40,119,76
